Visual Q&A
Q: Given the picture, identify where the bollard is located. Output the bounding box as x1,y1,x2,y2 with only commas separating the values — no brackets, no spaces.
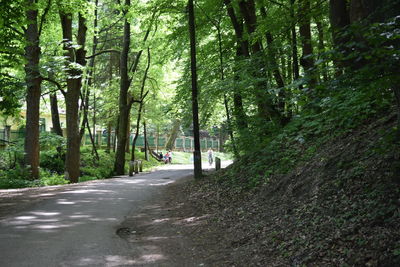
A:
129,161,135,176
138,160,143,172
215,157,221,171
134,160,139,174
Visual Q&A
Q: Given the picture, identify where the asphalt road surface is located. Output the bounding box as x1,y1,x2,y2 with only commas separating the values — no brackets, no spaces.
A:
0,162,231,267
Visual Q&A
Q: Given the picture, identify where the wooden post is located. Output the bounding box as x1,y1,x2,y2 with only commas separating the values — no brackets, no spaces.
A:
134,160,139,174
129,161,134,176
215,157,221,171
138,160,143,172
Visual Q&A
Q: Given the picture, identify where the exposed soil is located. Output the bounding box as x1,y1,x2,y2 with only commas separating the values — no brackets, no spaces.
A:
120,113,400,266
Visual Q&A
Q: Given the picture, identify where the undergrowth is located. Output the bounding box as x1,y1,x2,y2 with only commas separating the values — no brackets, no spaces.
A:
221,86,393,189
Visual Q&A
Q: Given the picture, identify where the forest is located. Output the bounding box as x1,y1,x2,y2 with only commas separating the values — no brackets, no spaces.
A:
1,0,400,264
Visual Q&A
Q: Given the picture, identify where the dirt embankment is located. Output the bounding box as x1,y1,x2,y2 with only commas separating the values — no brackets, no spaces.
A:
155,114,400,266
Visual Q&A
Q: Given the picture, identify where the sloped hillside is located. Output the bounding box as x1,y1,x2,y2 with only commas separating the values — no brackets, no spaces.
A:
166,111,400,266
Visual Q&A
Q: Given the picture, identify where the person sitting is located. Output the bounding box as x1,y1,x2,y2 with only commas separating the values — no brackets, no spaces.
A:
164,151,169,164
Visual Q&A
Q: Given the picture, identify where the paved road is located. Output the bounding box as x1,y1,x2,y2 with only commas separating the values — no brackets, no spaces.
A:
0,162,230,267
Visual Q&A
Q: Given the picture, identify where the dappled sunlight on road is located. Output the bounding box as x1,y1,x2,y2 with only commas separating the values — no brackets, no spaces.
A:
0,161,232,266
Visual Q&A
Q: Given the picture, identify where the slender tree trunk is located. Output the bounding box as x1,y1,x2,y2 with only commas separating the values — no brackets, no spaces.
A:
85,117,99,161
114,0,131,175
125,113,130,153
92,92,96,145
50,93,63,136
143,121,149,161
113,123,117,153
24,0,42,180
130,48,151,161
216,24,238,156
131,117,140,162
188,0,202,179
106,122,111,153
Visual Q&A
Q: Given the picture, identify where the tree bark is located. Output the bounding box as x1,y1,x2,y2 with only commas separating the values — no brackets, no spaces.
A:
125,112,131,153
114,0,132,175
223,0,249,130
130,48,151,161
290,0,300,82
49,92,63,136
24,0,42,180
106,122,112,153
329,0,350,73
143,121,149,161
298,0,316,89
188,0,202,179
60,11,87,183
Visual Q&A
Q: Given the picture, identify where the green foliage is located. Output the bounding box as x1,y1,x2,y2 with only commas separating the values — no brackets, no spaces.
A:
39,132,66,174
80,148,115,179
39,170,69,186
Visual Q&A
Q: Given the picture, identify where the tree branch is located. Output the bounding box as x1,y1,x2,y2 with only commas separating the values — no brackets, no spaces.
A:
41,77,66,97
38,0,52,36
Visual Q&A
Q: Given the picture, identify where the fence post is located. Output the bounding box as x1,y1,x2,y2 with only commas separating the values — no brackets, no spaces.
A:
138,160,143,172
129,161,135,176
134,160,139,174
215,157,221,171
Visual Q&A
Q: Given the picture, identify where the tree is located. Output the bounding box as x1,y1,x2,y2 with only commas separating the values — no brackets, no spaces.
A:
23,0,50,179
59,4,87,183
188,0,202,179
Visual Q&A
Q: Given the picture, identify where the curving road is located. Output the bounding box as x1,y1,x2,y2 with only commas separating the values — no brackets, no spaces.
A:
0,162,230,267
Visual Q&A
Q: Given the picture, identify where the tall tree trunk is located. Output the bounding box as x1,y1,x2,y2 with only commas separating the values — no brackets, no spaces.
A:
80,0,99,142
223,0,249,130
24,0,42,179
143,121,149,161
298,0,316,89
60,11,87,183
131,48,151,161
106,122,111,153
125,113,130,153
188,0,202,179
49,92,63,136
114,0,131,175
131,116,141,161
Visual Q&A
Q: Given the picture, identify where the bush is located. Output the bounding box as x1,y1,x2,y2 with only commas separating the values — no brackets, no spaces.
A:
81,149,115,179
39,170,69,186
